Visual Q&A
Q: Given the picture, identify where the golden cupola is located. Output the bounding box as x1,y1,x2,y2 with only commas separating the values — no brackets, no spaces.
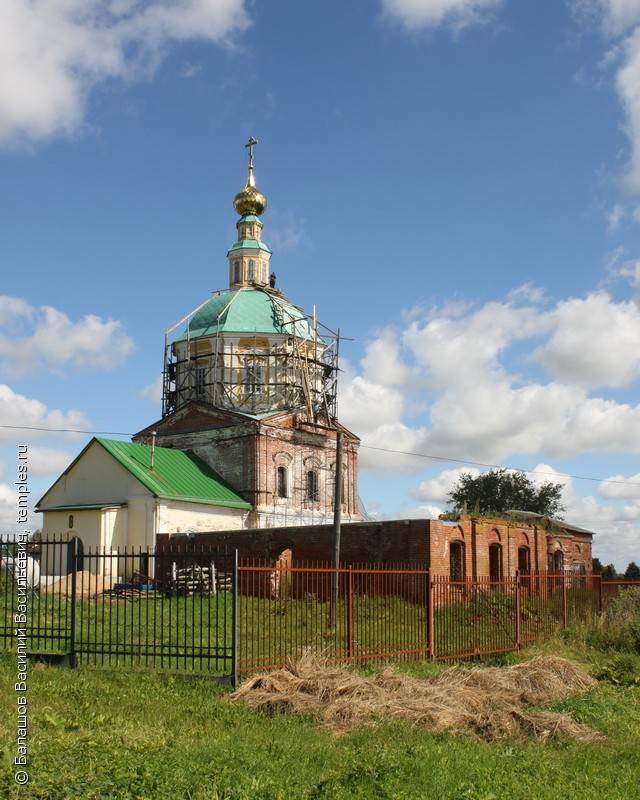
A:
233,136,267,216
228,137,272,289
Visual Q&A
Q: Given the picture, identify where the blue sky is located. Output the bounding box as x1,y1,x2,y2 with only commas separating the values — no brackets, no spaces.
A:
2,0,640,570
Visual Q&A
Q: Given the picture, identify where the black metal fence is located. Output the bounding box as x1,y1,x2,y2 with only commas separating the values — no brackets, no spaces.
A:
0,538,238,684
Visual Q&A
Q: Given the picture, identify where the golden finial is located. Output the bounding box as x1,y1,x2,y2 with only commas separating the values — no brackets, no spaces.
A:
233,136,267,216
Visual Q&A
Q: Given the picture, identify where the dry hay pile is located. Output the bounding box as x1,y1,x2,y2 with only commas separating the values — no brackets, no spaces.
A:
228,655,602,742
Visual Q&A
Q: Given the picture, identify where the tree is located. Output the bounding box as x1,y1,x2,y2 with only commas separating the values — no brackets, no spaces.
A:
447,468,566,518
593,558,618,579
624,562,640,581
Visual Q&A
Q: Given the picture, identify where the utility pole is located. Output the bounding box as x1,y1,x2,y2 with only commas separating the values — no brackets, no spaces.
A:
330,429,343,627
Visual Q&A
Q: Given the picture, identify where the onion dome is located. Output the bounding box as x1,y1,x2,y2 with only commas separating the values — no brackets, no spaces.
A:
233,136,267,216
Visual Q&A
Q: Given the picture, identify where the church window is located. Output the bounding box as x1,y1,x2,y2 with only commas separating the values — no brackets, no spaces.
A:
243,362,263,394
276,466,288,498
306,470,319,502
233,260,241,283
489,543,502,579
247,259,255,281
518,546,530,574
261,262,268,284
450,541,465,581
68,515,74,529
195,367,206,397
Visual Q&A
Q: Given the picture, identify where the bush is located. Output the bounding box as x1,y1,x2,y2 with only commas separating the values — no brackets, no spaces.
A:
594,653,640,686
590,588,640,653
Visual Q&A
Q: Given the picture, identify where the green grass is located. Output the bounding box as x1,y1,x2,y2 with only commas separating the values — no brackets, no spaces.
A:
2,584,601,677
0,642,639,799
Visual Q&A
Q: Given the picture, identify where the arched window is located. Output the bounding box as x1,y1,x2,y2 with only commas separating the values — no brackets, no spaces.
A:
68,514,74,529
247,259,255,281
306,470,319,502
552,550,563,573
450,541,465,581
276,466,288,498
66,536,84,575
518,546,531,574
489,543,502,579
233,260,241,283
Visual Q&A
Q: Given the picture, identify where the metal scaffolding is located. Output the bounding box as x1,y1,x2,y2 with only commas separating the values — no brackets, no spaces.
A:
162,287,340,422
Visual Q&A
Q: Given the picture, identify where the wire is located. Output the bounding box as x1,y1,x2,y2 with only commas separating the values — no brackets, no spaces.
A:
2,423,639,488
0,425,131,436
360,445,640,487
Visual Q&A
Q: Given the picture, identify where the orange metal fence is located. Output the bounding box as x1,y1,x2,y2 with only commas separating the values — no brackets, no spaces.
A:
237,562,609,673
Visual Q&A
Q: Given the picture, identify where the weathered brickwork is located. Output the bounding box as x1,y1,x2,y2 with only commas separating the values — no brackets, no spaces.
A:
157,514,593,576
135,402,361,528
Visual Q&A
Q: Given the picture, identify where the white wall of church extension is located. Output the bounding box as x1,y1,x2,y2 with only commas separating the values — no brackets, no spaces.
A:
157,500,248,536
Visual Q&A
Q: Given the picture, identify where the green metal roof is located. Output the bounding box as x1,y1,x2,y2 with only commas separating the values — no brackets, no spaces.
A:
237,214,262,224
96,439,251,509
227,239,272,254
175,288,315,342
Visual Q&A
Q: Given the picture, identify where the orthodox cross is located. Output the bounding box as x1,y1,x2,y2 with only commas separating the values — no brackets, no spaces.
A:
245,136,258,170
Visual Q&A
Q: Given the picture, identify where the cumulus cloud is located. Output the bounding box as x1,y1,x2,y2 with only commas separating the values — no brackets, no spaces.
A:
0,0,249,147
411,467,480,503
534,291,640,388
381,0,503,31
0,384,89,443
340,280,640,475
598,471,640,499
0,296,135,376
24,446,77,478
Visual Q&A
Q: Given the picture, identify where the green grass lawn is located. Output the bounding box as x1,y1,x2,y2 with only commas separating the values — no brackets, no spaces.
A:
1,642,639,800
3,585,598,678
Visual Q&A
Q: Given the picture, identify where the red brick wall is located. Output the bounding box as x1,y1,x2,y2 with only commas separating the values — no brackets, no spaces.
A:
156,515,593,577
157,519,432,565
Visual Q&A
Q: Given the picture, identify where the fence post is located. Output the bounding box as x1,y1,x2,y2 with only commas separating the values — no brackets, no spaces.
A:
231,550,238,689
346,568,353,659
427,571,434,660
562,571,568,628
597,573,603,614
514,571,521,651
69,538,78,668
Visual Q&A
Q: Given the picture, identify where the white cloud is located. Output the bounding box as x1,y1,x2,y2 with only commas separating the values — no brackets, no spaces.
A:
598,471,640,498
535,291,640,388
140,374,163,403
343,283,640,476
411,467,480,503
361,327,417,388
614,26,640,192
0,0,249,147
607,202,626,231
399,504,444,519
0,296,135,376
0,483,20,531
596,0,640,36
24,446,77,478
381,0,503,31
0,384,89,443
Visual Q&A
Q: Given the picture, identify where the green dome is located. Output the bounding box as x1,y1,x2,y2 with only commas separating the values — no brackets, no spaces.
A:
175,288,315,342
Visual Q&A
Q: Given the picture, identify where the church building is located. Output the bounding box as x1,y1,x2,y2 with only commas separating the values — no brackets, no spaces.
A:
36,140,362,553
35,141,594,579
